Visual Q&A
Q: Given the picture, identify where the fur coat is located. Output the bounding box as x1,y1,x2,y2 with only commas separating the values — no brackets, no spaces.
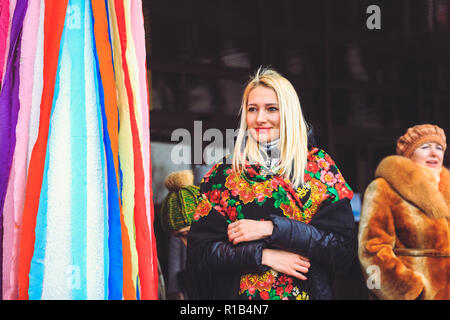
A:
358,155,450,300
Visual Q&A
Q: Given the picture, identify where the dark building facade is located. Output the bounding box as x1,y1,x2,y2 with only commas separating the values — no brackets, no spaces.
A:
144,0,450,299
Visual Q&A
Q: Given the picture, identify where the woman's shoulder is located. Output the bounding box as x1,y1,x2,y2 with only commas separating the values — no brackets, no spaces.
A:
307,147,337,166
305,147,353,201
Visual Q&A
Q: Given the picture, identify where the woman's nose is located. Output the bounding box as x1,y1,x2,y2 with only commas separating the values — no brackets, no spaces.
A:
429,146,440,157
256,110,267,123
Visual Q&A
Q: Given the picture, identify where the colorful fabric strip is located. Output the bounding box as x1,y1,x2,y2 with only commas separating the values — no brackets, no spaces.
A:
0,0,17,85
27,86,52,299
34,22,73,300
0,0,10,84
107,0,138,300
2,0,42,300
114,0,154,299
1,1,18,85
129,0,158,299
0,0,28,298
28,7,72,299
3,0,158,300
91,0,124,300
18,0,68,300
67,0,88,300
84,0,107,299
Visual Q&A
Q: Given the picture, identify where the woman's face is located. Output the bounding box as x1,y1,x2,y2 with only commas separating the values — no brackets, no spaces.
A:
246,86,280,143
410,142,444,169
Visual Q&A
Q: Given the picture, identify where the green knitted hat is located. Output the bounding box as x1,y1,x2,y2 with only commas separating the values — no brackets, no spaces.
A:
160,170,200,232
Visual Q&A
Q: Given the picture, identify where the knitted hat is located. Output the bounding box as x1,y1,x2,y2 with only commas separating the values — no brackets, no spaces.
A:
160,170,200,232
396,124,447,158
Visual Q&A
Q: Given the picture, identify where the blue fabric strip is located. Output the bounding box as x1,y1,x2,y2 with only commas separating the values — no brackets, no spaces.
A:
136,276,140,300
104,0,123,207
68,0,87,300
88,1,108,300
90,0,123,300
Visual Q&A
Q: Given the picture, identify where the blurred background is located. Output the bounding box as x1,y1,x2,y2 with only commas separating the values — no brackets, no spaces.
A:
143,0,450,299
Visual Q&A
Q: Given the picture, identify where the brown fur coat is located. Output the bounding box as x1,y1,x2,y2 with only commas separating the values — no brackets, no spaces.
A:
358,155,450,300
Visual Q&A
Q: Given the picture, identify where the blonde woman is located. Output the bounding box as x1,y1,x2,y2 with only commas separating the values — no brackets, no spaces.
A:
186,68,357,300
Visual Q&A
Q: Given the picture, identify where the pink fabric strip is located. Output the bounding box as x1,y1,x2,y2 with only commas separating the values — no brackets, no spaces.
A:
0,0,16,84
0,0,17,299
0,0,10,82
2,158,15,298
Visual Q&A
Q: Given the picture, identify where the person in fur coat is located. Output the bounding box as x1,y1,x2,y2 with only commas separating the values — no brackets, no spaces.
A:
358,124,449,300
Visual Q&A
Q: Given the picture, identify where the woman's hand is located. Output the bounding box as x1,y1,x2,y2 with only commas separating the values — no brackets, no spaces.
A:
227,219,273,245
262,248,310,280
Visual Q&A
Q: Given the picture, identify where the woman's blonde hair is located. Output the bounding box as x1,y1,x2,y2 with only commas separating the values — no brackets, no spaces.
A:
232,67,309,188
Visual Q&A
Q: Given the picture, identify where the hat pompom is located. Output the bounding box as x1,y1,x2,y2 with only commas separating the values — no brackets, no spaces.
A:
164,170,195,192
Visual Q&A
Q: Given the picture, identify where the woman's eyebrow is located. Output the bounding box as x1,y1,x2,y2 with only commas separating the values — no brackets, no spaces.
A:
247,102,278,106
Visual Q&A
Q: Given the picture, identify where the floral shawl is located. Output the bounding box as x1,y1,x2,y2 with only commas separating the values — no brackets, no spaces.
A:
187,148,354,300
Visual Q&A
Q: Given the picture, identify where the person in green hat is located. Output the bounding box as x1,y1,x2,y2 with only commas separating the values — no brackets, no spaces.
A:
160,169,200,246
160,169,200,299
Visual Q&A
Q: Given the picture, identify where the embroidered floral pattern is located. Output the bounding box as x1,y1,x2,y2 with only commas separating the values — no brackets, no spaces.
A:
193,148,353,300
224,171,275,206
239,270,276,294
240,270,310,300
193,196,212,221
305,147,353,203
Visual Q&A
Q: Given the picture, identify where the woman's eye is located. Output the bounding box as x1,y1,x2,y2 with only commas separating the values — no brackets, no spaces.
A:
247,106,256,112
268,107,278,112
